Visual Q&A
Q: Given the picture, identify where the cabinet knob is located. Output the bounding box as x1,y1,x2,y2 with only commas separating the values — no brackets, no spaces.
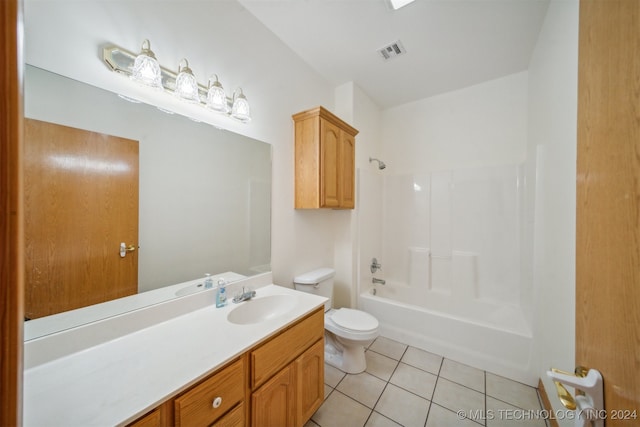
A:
212,396,222,408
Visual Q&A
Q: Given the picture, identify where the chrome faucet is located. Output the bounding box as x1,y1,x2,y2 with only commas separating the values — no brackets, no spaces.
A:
372,277,386,285
370,258,382,273
232,287,256,303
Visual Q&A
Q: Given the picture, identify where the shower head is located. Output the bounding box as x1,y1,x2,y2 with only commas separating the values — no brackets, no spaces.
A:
369,157,386,170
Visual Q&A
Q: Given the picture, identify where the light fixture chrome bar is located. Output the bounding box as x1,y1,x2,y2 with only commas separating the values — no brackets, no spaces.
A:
102,44,250,123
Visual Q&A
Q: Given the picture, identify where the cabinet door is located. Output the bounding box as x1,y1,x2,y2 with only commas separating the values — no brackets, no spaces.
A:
319,119,341,208
295,339,324,426
340,132,355,209
252,364,296,427
212,403,244,427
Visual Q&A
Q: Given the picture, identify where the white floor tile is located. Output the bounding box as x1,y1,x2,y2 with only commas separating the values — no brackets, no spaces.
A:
426,403,484,427
365,350,399,381
312,391,372,427
336,372,387,408
389,362,438,400
369,337,408,360
486,373,541,411
304,419,320,427
364,411,402,427
400,346,443,375
486,397,547,427
323,384,332,400
374,383,430,427
440,358,485,392
432,377,485,416
324,363,346,388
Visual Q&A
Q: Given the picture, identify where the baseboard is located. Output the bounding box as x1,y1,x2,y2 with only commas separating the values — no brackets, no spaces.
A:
538,378,560,427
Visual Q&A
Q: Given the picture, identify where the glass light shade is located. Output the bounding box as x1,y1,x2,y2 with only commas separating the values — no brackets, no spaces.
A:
130,39,162,89
174,59,200,103
206,75,229,112
231,88,251,122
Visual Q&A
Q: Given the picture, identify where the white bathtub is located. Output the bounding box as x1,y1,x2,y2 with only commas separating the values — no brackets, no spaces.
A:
358,282,535,385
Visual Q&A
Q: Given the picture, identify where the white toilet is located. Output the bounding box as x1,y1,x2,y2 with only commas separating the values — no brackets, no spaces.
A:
293,267,379,374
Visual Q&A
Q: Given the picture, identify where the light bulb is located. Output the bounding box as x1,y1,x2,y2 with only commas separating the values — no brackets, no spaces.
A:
174,59,200,103
130,39,162,89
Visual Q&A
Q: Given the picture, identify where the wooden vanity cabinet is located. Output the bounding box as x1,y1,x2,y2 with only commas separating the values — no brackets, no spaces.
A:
250,308,325,427
126,308,324,427
293,106,358,209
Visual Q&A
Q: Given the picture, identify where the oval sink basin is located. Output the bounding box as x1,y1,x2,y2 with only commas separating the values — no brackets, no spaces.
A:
227,295,298,325
175,282,205,296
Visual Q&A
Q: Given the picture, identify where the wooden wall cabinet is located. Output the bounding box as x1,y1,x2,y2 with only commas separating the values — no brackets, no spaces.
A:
293,106,358,209
126,308,324,427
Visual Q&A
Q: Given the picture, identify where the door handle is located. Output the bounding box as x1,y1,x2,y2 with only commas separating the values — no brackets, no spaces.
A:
547,367,604,427
549,368,577,410
119,242,137,258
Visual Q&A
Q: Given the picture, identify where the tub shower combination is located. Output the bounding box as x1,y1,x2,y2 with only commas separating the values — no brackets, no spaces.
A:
357,164,535,384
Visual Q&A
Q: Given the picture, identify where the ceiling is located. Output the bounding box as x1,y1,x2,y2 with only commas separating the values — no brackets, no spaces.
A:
24,0,550,116
239,0,550,109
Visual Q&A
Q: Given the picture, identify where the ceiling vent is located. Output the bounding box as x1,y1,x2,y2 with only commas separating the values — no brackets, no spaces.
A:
378,40,406,61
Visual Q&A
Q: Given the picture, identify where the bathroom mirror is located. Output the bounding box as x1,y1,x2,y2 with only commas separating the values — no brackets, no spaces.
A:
23,65,271,339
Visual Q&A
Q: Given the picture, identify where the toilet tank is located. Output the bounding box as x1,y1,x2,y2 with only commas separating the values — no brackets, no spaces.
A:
293,267,335,312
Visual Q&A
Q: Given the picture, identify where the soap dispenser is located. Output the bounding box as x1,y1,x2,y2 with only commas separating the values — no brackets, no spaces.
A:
204,273,213,289
215,278,227,308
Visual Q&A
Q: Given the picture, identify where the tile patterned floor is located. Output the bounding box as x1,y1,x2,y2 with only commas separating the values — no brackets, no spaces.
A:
305,337,548,427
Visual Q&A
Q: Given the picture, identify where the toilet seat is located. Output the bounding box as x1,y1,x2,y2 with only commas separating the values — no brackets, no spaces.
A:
325,308,379,341
330,308,378,332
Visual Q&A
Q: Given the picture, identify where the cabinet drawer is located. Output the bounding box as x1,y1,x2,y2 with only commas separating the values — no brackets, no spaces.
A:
127,408,161,427
212,402,244,427
250,308,324,389
174,358,245,427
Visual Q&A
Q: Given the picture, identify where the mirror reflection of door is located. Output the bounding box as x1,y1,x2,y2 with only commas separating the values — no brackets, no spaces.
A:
24,118,139,319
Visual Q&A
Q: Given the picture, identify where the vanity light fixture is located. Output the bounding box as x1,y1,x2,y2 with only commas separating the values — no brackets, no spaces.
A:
206,74,229,113
130,39,163,89
231,88,251,122
387,0,416,10
103,40,251,122
174,59,200,103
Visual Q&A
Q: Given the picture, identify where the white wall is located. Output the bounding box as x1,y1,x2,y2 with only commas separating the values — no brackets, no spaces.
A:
380,72,528,174
527,1,579,424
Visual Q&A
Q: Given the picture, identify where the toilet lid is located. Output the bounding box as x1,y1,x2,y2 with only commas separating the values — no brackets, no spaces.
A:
331,308,378,332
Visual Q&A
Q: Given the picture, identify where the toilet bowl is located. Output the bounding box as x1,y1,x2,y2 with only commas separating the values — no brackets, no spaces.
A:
293,268,379,374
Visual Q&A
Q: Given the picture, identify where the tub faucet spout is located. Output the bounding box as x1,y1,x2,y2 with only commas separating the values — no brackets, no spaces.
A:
372,277,386,285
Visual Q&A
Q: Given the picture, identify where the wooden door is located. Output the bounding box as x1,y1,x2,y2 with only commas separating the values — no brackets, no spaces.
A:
576,0,640,423
295,339,324,426
24,118,139,319
320,119,340,208
340,131,355,209
252,364,296,427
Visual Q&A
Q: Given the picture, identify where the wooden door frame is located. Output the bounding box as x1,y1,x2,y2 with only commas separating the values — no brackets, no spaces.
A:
1,0,24,425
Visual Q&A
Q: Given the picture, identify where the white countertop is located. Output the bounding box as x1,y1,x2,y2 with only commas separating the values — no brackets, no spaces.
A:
23,283,327,427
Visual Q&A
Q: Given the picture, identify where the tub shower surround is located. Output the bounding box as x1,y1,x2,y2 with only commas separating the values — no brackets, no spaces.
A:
359,164,535,384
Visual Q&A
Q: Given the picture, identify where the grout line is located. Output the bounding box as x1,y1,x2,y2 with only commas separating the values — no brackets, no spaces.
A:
484,370,488,427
